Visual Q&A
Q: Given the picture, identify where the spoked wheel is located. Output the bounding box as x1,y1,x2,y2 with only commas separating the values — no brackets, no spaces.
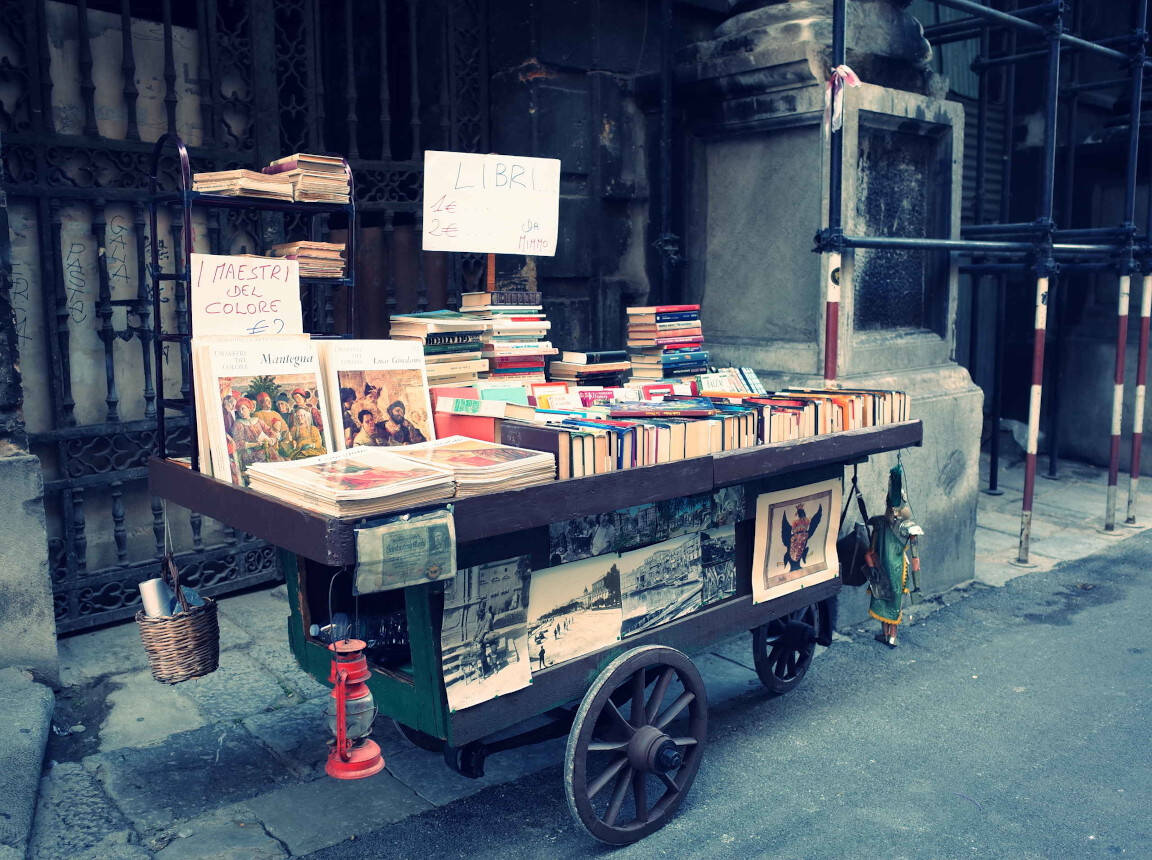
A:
752,603,820,696
564,646,707,844
392,719,444,753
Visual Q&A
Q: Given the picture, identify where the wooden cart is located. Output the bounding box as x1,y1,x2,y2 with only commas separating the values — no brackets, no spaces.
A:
149,418,921,844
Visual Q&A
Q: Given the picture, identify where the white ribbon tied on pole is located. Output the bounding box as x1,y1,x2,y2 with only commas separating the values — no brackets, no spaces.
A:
825,65,862,132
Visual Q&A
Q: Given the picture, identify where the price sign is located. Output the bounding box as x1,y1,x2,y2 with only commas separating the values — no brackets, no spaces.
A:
189,253,303,337
421,150,561,256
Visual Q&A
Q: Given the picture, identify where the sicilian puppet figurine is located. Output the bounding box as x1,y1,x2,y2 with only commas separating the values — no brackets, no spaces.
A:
864,464,923,648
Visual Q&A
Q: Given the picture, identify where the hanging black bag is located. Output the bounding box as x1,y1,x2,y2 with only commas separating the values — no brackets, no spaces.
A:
837,469,872,587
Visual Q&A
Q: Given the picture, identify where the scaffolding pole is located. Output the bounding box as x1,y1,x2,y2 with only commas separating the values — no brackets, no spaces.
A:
822,0,847,387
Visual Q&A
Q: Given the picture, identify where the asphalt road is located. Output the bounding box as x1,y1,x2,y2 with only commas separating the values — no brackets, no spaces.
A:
309,530,1152,859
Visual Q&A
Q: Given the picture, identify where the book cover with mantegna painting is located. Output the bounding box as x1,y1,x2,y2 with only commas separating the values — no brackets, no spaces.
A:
200,337,334,487
318,340,435,451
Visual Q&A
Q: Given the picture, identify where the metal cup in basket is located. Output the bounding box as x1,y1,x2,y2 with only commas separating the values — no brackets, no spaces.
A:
135,553,220,684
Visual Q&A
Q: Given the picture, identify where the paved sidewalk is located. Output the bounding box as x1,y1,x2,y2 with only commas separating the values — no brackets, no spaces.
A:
25,453,1152,859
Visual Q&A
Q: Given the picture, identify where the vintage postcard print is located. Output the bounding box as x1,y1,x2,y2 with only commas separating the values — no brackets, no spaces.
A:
751,477,841,604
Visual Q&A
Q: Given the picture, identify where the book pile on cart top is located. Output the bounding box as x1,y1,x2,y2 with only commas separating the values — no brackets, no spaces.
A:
458,285,555,385
547,350,632,388
262,153,351,203
388,311,493,386
388,435,557,496
626,304,710,383
244,447,455,517
266,241,346,278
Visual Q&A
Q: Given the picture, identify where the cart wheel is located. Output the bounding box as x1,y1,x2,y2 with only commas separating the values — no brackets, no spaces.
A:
752,603,820,696
564,646,707,844
392,719,444,753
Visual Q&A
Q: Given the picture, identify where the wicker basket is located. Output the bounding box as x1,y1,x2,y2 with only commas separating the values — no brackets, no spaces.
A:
136,555,220,684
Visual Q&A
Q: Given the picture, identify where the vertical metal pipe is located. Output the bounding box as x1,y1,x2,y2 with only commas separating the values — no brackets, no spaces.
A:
379,0,392,159
969,24,990,376
408,0,422,156
660,0,673,303
344,0,360,158
1128,273,1152,522
1106,0,1147,529
823,0,847,386
119,0,140,140
1018,16,1061,564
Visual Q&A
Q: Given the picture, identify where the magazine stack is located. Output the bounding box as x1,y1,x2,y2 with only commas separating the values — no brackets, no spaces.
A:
191,169,294,200
267,241,346,278
626,304,710,383
244,447,455,517
261,153,351,203
391,435,558,495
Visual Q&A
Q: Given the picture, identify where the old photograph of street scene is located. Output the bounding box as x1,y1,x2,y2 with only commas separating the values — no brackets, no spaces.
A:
701,524,737,605
440,555,532,711
619,533,704,636
527,556,622,670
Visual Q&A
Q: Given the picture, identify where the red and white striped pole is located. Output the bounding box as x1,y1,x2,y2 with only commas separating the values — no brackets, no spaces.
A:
1105,271,1132,530
1125,272,1151,523
824,256,840,387
1018,273,1051,564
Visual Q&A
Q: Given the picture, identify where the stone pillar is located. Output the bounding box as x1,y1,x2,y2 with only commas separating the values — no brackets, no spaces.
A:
677,1,983,611
0,131,58,685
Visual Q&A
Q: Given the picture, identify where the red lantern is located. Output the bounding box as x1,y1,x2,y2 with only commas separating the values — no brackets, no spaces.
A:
325,639,385,779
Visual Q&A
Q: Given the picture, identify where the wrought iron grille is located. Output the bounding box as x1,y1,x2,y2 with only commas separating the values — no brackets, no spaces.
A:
0,0,487,633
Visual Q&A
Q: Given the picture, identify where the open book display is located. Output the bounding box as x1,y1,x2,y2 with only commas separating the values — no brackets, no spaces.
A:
389,435,557,496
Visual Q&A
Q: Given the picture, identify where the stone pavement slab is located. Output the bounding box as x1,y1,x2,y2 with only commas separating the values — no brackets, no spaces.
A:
152,806,286,859
28,761,140,859
99,668,205,753
177,651,306,724
85,722,297,835
244,769,432,856
0,668,54,859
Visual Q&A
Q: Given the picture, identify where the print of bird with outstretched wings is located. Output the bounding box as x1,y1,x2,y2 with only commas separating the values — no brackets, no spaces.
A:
780,503,822,571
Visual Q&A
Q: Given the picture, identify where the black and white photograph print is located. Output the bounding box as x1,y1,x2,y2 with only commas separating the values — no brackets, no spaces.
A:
547,511,623,566
751,477,841,604
620,533,703,637
656,492,712,538
700,524,737,605
441,555,533,711
527,555,623,670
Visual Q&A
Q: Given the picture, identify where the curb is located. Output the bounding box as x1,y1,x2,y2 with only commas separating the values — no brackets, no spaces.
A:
0,667,55,858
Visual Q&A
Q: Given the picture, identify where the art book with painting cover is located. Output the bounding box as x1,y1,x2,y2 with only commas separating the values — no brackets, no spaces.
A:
390,435,556,495
243,446,455,517
317,339,435,451
197,337,334,487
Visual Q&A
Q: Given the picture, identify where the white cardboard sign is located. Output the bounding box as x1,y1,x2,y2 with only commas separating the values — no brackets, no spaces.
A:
189,253,303,337
421,150,561,256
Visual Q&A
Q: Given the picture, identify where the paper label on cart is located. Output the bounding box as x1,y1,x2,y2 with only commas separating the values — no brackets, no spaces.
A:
354,509,457,593
189,253,303,337
421,150,561,256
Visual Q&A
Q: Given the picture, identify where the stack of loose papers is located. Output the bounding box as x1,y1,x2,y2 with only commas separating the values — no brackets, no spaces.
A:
390,435,556,496
191,169,294,200
262,153,351,203
244,447,455,517
267,241,346,278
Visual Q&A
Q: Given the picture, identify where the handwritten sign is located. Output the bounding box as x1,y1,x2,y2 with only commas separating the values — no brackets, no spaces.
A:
190,253,303,337
422,150,561,256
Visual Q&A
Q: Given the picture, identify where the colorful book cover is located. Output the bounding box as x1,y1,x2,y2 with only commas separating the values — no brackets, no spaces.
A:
201,337,334,486
319,340,435,451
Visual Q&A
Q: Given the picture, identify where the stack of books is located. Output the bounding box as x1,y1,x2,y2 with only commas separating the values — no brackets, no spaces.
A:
547,350,632,387
391,435,557,494
460,288,555,384
244,447,456,517
262,153,351,203
267,241,346,278
191,169,294,200
389,310,491,386
626,304,710,382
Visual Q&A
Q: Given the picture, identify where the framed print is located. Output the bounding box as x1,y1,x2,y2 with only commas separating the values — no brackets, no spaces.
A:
751,477,841,604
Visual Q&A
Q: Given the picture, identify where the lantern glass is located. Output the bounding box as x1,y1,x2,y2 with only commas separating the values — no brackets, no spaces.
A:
326,687,377,741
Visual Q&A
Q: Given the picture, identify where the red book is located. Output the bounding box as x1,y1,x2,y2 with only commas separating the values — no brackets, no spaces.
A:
490,357,547,369
429,386,495,442
627,335,705,347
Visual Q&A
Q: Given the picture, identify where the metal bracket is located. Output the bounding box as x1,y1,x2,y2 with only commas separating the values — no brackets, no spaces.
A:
812,227,845,254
